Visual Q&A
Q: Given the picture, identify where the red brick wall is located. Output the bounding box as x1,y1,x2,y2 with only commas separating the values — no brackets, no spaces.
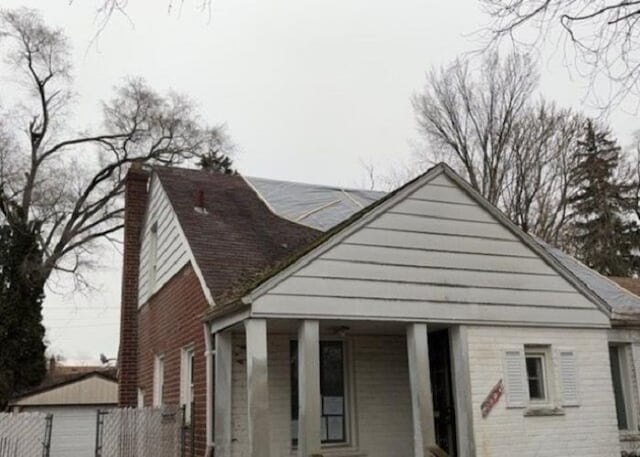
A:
137,264,210,456
118,165,149,407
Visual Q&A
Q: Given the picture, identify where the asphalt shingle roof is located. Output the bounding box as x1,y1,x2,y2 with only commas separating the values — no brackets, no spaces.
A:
154,167,321,306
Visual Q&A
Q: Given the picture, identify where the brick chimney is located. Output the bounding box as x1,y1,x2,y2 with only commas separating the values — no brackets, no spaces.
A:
118,162,149,407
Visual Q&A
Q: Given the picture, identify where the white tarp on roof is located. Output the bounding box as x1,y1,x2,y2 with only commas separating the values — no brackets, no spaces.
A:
247,174,640,317
245,176,384,231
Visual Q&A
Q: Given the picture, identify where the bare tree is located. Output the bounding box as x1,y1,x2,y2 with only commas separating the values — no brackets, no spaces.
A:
481,0,640,109
413,52,538,205
501,102,584,245
0,7,233,289
413,52,586,245
72,0,215,39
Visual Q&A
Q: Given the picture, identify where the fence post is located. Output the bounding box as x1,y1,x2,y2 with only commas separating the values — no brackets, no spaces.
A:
41,414,53,457
95,410,107,457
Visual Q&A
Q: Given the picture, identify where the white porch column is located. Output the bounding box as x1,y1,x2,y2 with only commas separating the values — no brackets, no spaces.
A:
297,320,321,457
450,326,475,457
406,323,436,457
214,330,233,457
245,319,271,457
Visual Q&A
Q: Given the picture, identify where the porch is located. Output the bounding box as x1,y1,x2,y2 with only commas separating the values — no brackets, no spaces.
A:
208,319,472,457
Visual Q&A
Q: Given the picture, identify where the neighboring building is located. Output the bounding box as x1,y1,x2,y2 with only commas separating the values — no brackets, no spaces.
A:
119,163,625,457
9,361,117,457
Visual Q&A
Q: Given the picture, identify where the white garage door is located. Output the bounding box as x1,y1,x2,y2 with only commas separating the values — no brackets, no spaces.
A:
26,406,102,457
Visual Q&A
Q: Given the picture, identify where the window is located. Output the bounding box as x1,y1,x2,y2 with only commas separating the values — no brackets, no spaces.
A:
290,340,347,445
525,352,547,401
181,346,195,424
137,388,144,409
505,345,578,410
148,222,158,289
609,344,636,431
153,354,165,407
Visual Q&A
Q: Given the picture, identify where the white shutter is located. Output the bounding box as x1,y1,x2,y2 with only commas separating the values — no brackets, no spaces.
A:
504,349,527,407
559,350,579,406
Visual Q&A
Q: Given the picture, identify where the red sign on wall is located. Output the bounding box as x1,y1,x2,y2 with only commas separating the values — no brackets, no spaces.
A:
481,379,504,418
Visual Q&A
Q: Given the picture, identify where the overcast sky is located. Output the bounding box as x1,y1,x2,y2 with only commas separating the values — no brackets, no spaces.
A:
2,0,637,363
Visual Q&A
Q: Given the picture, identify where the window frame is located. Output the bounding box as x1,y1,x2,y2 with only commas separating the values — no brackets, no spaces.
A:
609,343,637,432
524,346,552,406
137,388,144,409
180,345,195,424
525,352,547,402
290,338,353,448
153,353,165,407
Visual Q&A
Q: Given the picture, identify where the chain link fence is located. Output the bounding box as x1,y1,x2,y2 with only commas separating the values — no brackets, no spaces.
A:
96,407,184,457
0,412,52,457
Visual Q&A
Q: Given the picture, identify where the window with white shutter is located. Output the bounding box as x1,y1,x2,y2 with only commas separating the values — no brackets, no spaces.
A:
504,349,527,408
559,350,579,406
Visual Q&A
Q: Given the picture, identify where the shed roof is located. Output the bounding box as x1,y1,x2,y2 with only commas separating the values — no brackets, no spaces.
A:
10,368,117,406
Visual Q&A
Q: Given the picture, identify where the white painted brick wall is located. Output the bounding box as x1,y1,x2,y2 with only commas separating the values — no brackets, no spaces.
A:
467,326,621,457
230,333,412,457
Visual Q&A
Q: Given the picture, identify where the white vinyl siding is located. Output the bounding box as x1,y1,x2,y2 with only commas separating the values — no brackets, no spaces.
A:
253,173,608,327
10,375,117,406
138,175,190,305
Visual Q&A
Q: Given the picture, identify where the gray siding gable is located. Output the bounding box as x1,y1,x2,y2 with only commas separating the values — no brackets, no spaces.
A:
247,164,610,328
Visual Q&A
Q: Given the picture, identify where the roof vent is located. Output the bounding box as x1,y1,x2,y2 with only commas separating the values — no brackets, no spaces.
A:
195,190,208,214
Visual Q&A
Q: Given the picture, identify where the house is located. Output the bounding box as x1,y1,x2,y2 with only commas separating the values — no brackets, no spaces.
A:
119,163,624,457
534,245,640,456
9,360,118,457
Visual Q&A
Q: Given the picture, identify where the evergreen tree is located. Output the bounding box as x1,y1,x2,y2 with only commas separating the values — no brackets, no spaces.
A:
198,150,236,175
568,120,640,276
0,198,47,409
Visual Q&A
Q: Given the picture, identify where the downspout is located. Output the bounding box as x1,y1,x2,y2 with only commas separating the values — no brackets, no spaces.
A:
203,322,214,457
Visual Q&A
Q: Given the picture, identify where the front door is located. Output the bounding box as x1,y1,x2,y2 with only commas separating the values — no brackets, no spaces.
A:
429,329,457,456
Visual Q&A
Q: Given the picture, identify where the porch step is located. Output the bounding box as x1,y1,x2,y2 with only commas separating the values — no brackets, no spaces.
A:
427,445,450,457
